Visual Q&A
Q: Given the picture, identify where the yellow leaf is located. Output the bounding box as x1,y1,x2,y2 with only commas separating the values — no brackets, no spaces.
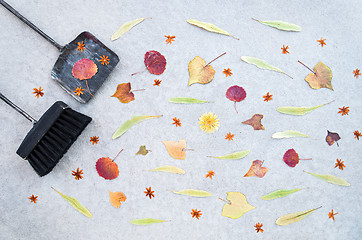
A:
187,19,239,40
109,191,127,208
221,192,255,219
162,140,187,160
148,165,185,174
172,189,211,197
188,56,215,86
304,62,333,90
111,18,149,41
276,207,321,226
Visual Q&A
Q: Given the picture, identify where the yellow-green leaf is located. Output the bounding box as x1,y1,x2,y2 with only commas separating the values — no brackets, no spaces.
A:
130,218,167,225
51,187,92,218
304,171,350,186
221,192,255,219
241,56,292,79
112,115,162,139
111,18,149,41
172,189,211,197
277,100,334,116
276,207,321,226
187,19,239,40
261,189,302,200
208,150,250,160
147,165,185,174
169,97,210,104
272,130,311,139
252,18,301,31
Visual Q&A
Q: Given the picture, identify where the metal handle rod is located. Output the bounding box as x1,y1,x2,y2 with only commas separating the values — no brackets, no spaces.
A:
0,93,37,124
0,0,63,51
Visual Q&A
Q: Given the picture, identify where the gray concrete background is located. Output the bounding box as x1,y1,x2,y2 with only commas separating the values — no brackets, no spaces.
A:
0,0,361,239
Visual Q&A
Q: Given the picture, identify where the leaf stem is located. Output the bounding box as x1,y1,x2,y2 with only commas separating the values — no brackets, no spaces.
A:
85,79,94,96
51,186,60,194
131,68,147,76
133,89,146,92
300,158,312,161
112,149,124,162
234,101,238,114
183,148,194,151
251,18,260,22
204,52,226,68
298,60,315,74
282,72,294,79
218,197,230,204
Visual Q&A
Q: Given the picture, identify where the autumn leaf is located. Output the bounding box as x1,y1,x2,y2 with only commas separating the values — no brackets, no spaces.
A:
261,189,302,200
241,56,292,78
147,165,185,174
276,207,321,226
111,82,135,103
208,150,250,160
172,189,211,197
221,192,255,219
136,145,150,156
251,18,301,31
272,130,311,139
72,59,98,80
244,160,268,178
187,19,239,39
298,61,333,90
109,191,127,208
111,18,149,41
277,100,335,116
326,130,341,146
283,149,311,167
242,114,264,130
130,218,168,225
226,85,247,114
188,56,215,86
162,140,187,160
304,171,350,186
96,150,123,180
144,50,166,75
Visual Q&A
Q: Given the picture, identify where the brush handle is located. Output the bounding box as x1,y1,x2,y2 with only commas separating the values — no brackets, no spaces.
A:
0,93,37,124
0,0,63,51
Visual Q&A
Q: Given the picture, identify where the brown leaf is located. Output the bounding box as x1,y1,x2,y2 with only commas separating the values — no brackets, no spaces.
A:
109,191,127,208
244,160,268,178
111,82,135,103
188,56,215,86
162,140,186,160
242,114,265,130
305,62,333,90
326,130,341,146
136,145,150,156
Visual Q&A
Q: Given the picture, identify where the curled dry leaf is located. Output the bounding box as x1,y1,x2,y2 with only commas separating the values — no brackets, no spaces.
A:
136,145,150,156
226,85,247,114
242,114,264,130
188,56,215,86
111,82,135,103
72,59,98,80
326,130,341,146
144,50,166,75
109,191,127,208
162,140,187,160
221,192,255,219
244,160,268,178
301,61,333,90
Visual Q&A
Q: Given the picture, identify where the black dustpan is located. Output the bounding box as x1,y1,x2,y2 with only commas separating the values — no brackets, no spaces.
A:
0,93,92,176
0,0,119,103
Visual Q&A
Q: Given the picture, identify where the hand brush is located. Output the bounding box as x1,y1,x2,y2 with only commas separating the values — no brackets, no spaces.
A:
0,93,92,176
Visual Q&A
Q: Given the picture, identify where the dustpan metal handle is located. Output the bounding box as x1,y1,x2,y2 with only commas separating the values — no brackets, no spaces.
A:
0,93,37,124
0,0,63,51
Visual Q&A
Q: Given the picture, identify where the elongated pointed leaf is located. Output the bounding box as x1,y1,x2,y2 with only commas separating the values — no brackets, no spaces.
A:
241,56,292,78
187,19,239,40
111,18,148,40
272,130,311,139
277,101,334,116
169,97,210,104
276,207,320,226
261,189,302,200
208,150,250,160
112,115,162,139
304,171,350,186
130,218,167,225
148,165,185,174
52,187,92,218
172,189,211,197
252,18,301,31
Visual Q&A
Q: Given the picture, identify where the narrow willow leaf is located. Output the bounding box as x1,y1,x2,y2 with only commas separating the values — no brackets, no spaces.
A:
252,18,301,31
51,187,92,218
112,115,162,139
272,130,311,139
169,97,210,104
241,56,292,79
277,100,334,116
172,189,211,197
261,189,302,200
208,150,250,160
276,207,321,226
187,19,239,40
304,171,350,186
147,165,185,174
111,18,149,40
130,218,167,225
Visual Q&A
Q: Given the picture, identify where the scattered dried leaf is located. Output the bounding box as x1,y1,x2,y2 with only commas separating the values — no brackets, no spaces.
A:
144,50,166,75
188,56,216,86
242,114,264,130
162,140,187,160
283,149,311,167
33,87,44,98
96,150,123,180
136,145,150,156
72,59,98,80
111,82,135,103
226,85,247,114
109,191,127,208
221,192,255,219
244,160,268,178
326,130,341,146
299,61,333,90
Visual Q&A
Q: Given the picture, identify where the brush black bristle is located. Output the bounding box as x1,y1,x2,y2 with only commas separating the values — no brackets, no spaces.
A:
16,101,91,176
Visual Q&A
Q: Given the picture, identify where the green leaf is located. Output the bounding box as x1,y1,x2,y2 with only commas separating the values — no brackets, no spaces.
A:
147,165,185,174
304,171,350,186
277,100,334,116
276,207,321,226
111,18,149,41
241,56,292,79
172,189,211,197
51,187,92,218
261,189,302,200
187,19,239,40
169,97,210,104
130,218,167,225
208,150,250,160
112,115,162,139
272,130,311,139
252,18,301,31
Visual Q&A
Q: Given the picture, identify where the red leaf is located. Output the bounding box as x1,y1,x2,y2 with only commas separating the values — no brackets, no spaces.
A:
226,85,246,102
72,59,98,80
283,149,299,167
144,50,166,75
96,157,119,180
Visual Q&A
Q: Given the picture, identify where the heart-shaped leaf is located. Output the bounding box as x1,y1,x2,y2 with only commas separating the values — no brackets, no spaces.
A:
111,82,135,103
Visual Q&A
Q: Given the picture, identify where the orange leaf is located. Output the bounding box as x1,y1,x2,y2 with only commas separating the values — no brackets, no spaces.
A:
72,59,98,80
109,191,127,208
244,160,268,178
242,114,265,130
111,82,135,103
162,140,187,160
96,157,119,180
